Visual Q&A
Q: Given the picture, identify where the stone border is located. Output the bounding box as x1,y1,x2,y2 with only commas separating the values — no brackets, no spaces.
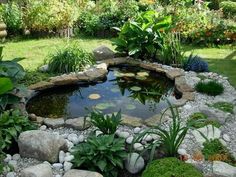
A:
26,57,195,127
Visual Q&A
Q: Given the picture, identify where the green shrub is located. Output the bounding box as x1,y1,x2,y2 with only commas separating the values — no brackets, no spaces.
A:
113,10,171,61
0,2,23,34
23,0,78,32
211,102,234,114
142,157,203,177
195,81,224,96
202,139,235,164
47,45,95,74
220,1,236,19
72,134,127,177
187,112,221,128
89,110,121,135
0,109,36,150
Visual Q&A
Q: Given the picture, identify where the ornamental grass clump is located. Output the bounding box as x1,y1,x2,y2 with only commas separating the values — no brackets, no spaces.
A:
195,81,224,96
47,45,94,74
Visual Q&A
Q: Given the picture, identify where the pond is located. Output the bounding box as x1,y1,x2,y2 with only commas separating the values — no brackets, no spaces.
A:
27,65,178,119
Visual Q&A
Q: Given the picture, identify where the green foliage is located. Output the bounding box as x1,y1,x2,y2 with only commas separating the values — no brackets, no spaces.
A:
220,1,236,19
0,109,36,150
77,0,140,36
113,10,172,60
0,46,26,112
211,102,234,114
195,81,224,96
202,139,235,164
159,6,236,45
157,33,185,65
89,110,121,135
0,2,23,34
142,157,203,177
23,0,78,32
133,102,192,158
72,134,127,177
187,112,221,128
47,45,95,74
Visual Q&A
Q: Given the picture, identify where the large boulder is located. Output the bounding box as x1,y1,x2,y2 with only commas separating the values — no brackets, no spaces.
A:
93,45,115,61
18,130,67,163
21,163,53,177
63,169,103,177
213,161,236,177
125,153,145,174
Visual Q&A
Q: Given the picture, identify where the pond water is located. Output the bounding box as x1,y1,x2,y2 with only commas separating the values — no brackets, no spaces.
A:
27,65,177,119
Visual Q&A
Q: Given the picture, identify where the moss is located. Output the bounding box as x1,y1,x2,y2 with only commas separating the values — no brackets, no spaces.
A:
142,157,203,177
211,102,234,114
202,139,235,164
195,81,224,96
187,112,221,128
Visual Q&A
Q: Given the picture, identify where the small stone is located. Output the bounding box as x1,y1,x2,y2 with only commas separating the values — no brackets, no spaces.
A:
133,127,141,134
67,133,79,145
21,163,53,177
177,148,187,156
29,114,37,121
118,131,130,139
78,135,85,143
95,130,103,137
223,134,230,142
55,175,61,177
65,118,91,130
4,154,12,163
59,151,65,163
64,155,74,162
220,139,227,146
52,163,63,170
63,169,103,177
64,162,73,172
39,125,47,131
133,143,144,151
8,160,17,170
12,154,21,161
126,136,134,144
125,153,145,174
6,172,16,177
142,135,152,142
66,140,74,149
44,118,65,129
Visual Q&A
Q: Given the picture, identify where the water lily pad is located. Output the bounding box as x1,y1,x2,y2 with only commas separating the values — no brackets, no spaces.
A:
137,72,149,77
126,104,136,110
95,103,115,110
88,94,101,100
136,76,147,80
130,86,142,91
111,88,120,93
123,73,136,77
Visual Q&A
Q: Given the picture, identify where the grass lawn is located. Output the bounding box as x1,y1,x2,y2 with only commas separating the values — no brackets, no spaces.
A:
2,37,236,87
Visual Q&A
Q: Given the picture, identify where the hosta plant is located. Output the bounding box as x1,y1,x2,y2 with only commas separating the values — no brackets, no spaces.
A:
89,110,121,135
0,109,36,150
72,134,127,177
112,10,172,60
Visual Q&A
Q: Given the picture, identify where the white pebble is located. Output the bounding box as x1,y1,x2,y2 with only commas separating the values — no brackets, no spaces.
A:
126,136,134,144
142,135,152,142
64,155,74,162
8,160,17,170
78,135,85,143
223,134,230,142
177,148,187,156
118,131,130,139
40,125,47,131
4,154,12,163
64,162,73,172
52,163,63,170
134,127,141,134
133,143,144,151
12,154,21,161
6,172,16,177
68,133,79,144
96,130,103,136
59,151,65,163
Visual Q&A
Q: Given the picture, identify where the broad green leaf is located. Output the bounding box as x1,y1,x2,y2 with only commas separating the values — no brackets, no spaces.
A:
0,77,13,95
